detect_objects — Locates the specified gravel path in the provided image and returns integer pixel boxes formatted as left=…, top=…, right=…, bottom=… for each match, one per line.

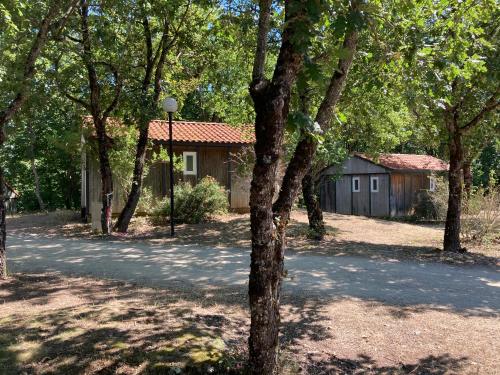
left=7, top=232, right=500, bottom=315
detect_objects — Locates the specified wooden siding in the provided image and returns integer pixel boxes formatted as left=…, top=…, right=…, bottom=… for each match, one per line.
left=319, top=176, right=336, bottom=212
left=335, top=175, right=352, bottom=214
left=87, top=156, right=127, bottom=215
left=352, top=175, right=369, bottom=215
left=390, top=172, right=430, bottom=216
left=323, top=156, right=388, bottom=175
left=86, top=143, right=250, bottom=214
left=370, top=174, right=390, bottom=216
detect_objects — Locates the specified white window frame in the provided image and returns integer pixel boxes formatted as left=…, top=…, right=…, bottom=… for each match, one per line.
left=352, top=176, right=360, bottom=192
left=370, top=176, right=379, bottom=193
left=429, top=176, right=436, bottom=192
left=183, top=151, right=197, bottom=176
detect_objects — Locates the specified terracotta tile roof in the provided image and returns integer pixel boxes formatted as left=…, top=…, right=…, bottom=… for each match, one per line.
left=148, top=120, right=254, bottom=144
left=356, top=153, right=449, bottom=171
left=83, top=116, right=254, bottom=145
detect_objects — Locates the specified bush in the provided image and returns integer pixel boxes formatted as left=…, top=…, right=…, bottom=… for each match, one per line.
left=136, top=187, right=156, bottom=215
left=153, top=176, right=228, bottom=224
left=413, top=177, right=448, bottom=220
left=462, top=187, right=500, bottom=244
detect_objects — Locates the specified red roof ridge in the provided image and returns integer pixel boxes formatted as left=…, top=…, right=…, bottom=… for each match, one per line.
left=83, top=116, right=254, bottom=145
left=354, top=152, right=449, bottom=172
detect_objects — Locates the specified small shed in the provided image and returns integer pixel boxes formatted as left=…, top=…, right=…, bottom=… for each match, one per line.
left=3, top=181, right=19, bottom=214
left=318, top=153, right=449, bottom=217
left=81, top=119, right=255, bottom=216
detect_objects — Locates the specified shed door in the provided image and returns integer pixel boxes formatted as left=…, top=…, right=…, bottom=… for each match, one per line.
left=352, top=175, right=370, bottom=216
left=319, top=176, right=336, bottom=212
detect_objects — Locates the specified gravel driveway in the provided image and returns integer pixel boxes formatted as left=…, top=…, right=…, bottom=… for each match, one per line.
left=7, top=232, right=500, bottom=315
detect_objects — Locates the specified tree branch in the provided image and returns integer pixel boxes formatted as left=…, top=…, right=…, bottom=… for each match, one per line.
left=66, top=93, right=91, bottom=111
left=315, top=4, right=360, bottom=128
left=251, top=0, right=272, bottom=82
left=141, top=16, right=154, bottom=92
left=460, top=88, right=500, bottom=132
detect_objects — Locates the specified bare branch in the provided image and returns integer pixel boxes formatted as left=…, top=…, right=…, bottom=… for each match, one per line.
left=141, top=16, right=154, bottom=91
left=315, top=2, right=360, bottom=128
left=252, top=0, right=272, bottom=82
left=101, top=63, right=122, bottom=121
left=66, top=93, right=91, bottom=110
left=461, top=88, right=500, bottom=132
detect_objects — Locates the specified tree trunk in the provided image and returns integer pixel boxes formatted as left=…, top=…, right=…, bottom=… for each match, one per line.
left=95, top=119, right=113, bottom=235
left=27, top=123, right=46, bottom=211
left=114, top=118, right=148, bottom=232
left=443, top=121, right=464, bottom=252
left=302, top=168, right=325, bottom=239
left=248, top=3, right=306, bottom=373
left=0, top=166, right=6, bottom=278
left=463, top=159, right=472, bottom=199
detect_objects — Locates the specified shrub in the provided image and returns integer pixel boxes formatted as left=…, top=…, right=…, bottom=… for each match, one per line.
left=413, top=177, right=448, bottom=220
left=136, top=187, right=156, bottom=215
left=153, top=176, right=228, bottom=224
left=462, top=187, right=500, bottom=244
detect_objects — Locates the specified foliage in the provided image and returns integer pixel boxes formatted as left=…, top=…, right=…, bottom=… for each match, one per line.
left=136, top=187, right=156, bottom=215
left=472, top=142, right=500, bottom=188
left=1, top=83, right=81, bottom=211
left=462, top=186, right=500, bottom=244
left=153, top=176, right=228, bottom=224
left=413, top=177, right=449, bottom=221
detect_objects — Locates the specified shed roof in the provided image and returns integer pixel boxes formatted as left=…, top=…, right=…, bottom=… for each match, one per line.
left=83, top=116, right=254, bottom=145
left=148, top=120, right=254, bottom=144
left=355, top=153, right=449, bottom=171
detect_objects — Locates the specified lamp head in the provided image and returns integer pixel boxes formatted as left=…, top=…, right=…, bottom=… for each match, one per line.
left=162, top=97, right=178, bottom=113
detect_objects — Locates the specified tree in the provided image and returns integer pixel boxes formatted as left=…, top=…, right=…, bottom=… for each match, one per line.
left=60, top=0, right=124, bottom=234
left=114, top=0, right=210, bottom=233
left=404, top=0, right=499, bottom=252
left=0, top=0, right=78, bottom=277
left=247, top=0, right=365, bottom=372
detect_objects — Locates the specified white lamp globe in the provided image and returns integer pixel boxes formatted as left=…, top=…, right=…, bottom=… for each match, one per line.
left=162, top=97, right=178, bottom=113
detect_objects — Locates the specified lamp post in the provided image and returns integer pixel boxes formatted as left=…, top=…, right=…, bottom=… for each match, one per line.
left=162, top=97, right=178, bottom=236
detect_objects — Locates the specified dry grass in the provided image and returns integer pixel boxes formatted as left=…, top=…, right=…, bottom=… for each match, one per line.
left=0, top=273, right=498, bottom=374
left=8, top=209, right=499, bottom=267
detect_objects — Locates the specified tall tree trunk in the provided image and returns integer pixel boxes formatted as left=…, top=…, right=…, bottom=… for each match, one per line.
left=95, top=119, right=114, bottom=235
left=114, top=117, right=149, bottom=232
left=73, top=0, right=121, bottom=234
left=27, top=123, right=46, bottom=210
left=302, top=168, right=325, bottom=239
left=443, top=119, right=464, bottom=252
left=114, top=13, right=172, bottom=233
left=0, top=166, right=6, bottom=278
left=463, top=158, right=472, bottom=199
left=248, top=2, right=306, bottom=372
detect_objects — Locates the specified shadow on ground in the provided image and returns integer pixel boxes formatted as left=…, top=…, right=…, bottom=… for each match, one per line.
left=0, top=273, right=481, bottom=375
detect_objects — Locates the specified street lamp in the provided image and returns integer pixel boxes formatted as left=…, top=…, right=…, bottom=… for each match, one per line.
left=162, top=97, right=178, bottom=237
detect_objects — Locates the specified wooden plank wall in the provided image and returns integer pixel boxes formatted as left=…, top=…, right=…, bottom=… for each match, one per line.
left=390, top=172, right=430, bottom=216
left=88, top=156, right=127, bottom=214
left=335, top=175, right=352, bottom=214
left=319, top=176, right=336, bottom=212
left=352, top=175, right=370, bottom=215
left=370, top=174, right=390, bottom=216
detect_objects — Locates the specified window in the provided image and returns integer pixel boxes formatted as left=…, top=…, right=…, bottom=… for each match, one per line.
left=352, top=176, right=360, bottom=192
left=370, top=176, right=379, bottom=192
left=183, top=151, right=197, bottom=175
left=429, top=176, right=436, bottom=192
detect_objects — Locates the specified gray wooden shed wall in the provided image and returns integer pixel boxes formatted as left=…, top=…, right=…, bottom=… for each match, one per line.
left=319, top=156, right=432, bottom=218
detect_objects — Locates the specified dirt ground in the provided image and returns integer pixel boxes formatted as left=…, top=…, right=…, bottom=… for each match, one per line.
left=1, top=273, right=499, bottom=375
left=7, top=210, right=499, bottom=267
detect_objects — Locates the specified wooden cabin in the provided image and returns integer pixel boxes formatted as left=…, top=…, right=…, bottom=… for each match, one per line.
left=318, top=153, right=449, bottom=217
left=81, top=120, right=254, bottom=217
